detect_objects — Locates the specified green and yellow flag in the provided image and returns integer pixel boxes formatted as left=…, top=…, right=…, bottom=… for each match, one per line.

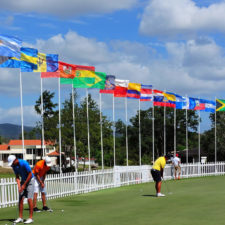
left=73, top=70, right=106, bottom=89
left=216, top=99, right=225, bottom=111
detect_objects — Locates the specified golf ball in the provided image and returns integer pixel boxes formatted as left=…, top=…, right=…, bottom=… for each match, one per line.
left=61, top=209, right=64, bottom=212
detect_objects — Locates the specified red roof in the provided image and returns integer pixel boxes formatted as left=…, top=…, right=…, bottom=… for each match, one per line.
left=0, top=145, right=9, bottom=150
left=9, top=140, right=54, bottom=146
left=48, top=151, right=60, bottom=156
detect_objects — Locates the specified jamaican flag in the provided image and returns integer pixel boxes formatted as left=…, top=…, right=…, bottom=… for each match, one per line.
left=216, top=99, right=225, bottom=111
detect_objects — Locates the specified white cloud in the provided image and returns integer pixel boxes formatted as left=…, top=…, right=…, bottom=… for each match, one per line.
left=140, top=0, right=225, bottom=37
left=0, top=0, right=137, bottom=17
left=0, top=106, right=40, bottom=126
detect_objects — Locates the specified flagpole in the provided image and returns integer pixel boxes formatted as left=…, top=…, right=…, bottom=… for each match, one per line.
left=198, top=108, right=201, bottom=163
left=99, top=92, right=104, bottom=170
left=72, top=84, right=77, bottom=172
left=86, top=89, right=91, bottom=171
left=164, top=91, right=166, bottom=155
left=19, top=70, right=25, bottom=159
left=215, top=97, right=217, bottom=165
left=152, top=90, right=155, bottom=163
left=113, top=95, right=116, bottom=167
left=174, top=106, right=176, bottom=156
left=139, top=99, right=141, bottom=166
left=186, top=95, right=188, bottom=164
left=40, top=74, right=45, bottom=158
left=125, top=97, right=128, bottom=167
left=58, top=78, right=62, bottom=174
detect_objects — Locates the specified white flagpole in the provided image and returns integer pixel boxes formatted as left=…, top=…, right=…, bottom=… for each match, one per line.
left=113, top=95, right=116, bottom=167
left=40, top=74, right=45, bottom=158
left=152, top=90, right=155, bottom=163
left=174, top=106, right=176, bottom=156
left=186, top=95, right=188, bottom=164
left=99, top=92, right=104, bottom=170
left=125, top=97, right=128, bottom=166
left=164, top=102, right=166, bottom=156
left=215, top=97, right=217, bottom=164
left=19, top=70, right=25, bottom=159
left=72, top=84, right=77, bottom=172
left=139, top=99, right=141, bottom=166
left=198, top=109, right=201, bottom=163
left=58, top=78, right=62, bottom=174
left=86, top=89, right=91, bottom=171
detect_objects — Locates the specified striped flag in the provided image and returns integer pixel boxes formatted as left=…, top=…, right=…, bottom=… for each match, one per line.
left=127, top=83, right=141, bottom=99
left=140, top=85, right=152, bottom=101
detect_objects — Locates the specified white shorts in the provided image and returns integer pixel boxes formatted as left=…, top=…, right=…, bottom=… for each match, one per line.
left=34, top=177, right=46, bottom=194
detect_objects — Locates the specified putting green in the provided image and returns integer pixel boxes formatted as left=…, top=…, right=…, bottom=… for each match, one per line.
left=0, top=176, right=224, bottom=225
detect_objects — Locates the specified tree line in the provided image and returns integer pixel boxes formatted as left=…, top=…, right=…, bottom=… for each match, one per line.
left=22, top=90, right=225, bottom=168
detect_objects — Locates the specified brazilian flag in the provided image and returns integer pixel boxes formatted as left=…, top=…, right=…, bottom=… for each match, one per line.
left=216, top=99, right=225, bottom=111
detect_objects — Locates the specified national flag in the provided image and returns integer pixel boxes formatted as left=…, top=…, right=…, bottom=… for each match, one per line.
left=34, top=53, right=58, bottom=72
left=200, top=99, right=215, bottom=112
left=127, top=83, right=141, bottom=99
left=188, top=97, right=205, bottom=110
left=20, top=47, right=38, bottom=72
left=216, top=99, right=225, bottom=112
left=140, top=85, right=152, bottom=101
left=42, top=61, right=76, bottom=78
left=114, top=79, right=129, bottom=97
left=153, top=90, right=175, bottom=108
left=100, top=75, right=115, bottom=94
left=0, top=55, right=20, bottom=68
left=73, top=70, right=106, bottom=89
left=0, top=34, right=22, bottom=58
left=175, top=94, right=187, bottom=109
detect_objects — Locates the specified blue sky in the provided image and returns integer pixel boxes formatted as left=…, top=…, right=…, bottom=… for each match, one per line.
left=0, top=0, right=225, bottom=131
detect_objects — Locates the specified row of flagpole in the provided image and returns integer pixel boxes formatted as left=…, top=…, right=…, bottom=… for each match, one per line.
left=18, top=72, right=219, bottom=172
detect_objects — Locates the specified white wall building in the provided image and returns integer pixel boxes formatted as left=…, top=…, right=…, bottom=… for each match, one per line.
left=0, top=140, right=56, bottom=168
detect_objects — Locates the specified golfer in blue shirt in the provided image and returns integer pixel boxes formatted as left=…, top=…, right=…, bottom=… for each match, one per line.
left=8, top=155, right=34, bottom=224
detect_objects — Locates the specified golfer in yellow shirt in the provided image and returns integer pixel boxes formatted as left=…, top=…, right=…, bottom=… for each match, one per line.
left=151, top=154, right=172, bottom=197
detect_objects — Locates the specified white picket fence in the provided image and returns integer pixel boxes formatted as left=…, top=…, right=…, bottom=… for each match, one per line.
left=1, top=162, right=225, bottom=208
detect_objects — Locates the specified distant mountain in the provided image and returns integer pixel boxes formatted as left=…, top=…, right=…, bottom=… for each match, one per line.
left=0, top=123, right=34, bottom=139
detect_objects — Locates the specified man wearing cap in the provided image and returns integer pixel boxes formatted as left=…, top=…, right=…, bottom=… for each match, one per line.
left=172, top=153, right=181, bottom=180
left=32, top=157, right=52, bottom=212
left=8, top=155, right=34, bottom=224
left=151, top=154, right=171, bottom=197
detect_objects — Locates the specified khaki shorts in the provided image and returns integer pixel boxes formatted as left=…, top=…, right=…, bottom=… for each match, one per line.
left=19, top=178, right=34, bottom=200
left=174, top=166, right=181, bottom=173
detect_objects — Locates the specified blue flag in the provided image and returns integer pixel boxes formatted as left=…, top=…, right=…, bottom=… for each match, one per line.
left=0, top=34, right=22, bottom=58
left=20, top=47, right=38, bottom=72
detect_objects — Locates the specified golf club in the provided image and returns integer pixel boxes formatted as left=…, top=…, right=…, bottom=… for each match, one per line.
left=46, top=195, right=53, bottom=212
left=162, top=177, right=172, bottom=195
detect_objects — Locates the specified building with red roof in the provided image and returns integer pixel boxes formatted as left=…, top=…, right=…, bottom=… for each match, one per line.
left=0, top=139, right=56, bottom=168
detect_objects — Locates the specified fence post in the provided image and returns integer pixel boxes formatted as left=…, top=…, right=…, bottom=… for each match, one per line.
left=113, top=167, right=120, bottom=187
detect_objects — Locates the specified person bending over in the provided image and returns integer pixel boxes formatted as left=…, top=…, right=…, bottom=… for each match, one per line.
left=151, top=154, right=171, bottom=197
left=8, top=155, right=34, bottom=224
left=33, top=157, right=52, bottom=212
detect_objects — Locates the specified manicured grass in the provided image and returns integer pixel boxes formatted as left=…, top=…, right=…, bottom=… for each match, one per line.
left=0, top=176, right=225, bottom=225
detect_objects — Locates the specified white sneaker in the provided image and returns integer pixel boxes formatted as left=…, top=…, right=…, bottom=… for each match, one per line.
left=14, top=217, right=24, bottom=223
left=157, top=193, right=165, bottom=197
left=24, top=218, right=33, bottom=224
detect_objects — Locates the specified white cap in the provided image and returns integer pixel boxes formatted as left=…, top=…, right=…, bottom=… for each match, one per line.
left=8, top=155, right=16, bottom=166
left=44, top=156, right=52, bottom=167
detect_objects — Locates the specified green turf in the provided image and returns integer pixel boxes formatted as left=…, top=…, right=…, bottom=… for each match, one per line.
left=0, top=176, right=225, bottom=225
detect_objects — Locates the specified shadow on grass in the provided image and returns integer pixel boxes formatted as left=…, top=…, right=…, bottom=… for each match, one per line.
left=0, top=218, right=15, bottom=222
left=142, top=194, right=157, bottom=197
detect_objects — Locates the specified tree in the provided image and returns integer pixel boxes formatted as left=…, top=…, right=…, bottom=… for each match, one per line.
left=61, top=93, right=113, bottom=168
left=124, top=106, right=199, bottom=164
left=201, top=112, right=225, bottom=161
left=34, top=90, right=58, bottom=142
